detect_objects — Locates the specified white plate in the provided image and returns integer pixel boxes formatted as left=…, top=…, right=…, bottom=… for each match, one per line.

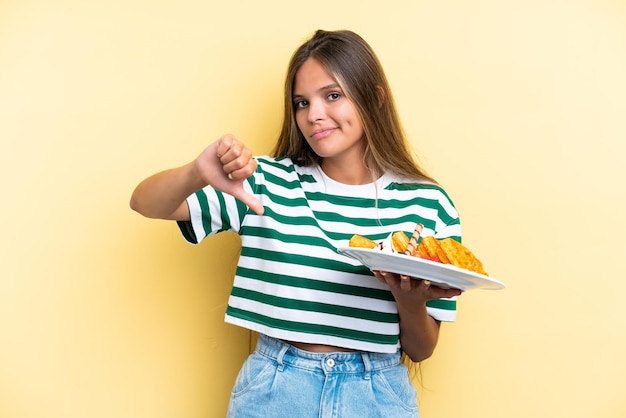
left=338, top=247, right=505, bottom=291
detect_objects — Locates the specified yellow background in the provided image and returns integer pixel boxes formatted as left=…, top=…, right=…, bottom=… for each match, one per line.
left=2, top=1, right=625, bottom=417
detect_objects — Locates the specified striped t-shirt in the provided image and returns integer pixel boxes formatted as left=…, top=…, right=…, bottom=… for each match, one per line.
left=177, top=156, right=461, bottom=353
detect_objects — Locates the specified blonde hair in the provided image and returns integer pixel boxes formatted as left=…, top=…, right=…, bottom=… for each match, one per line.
left=272, top=29, right=436, bottom=183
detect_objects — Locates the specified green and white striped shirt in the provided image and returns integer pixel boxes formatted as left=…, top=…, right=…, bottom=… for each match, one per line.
left=178, top=156, right=461, bottom=353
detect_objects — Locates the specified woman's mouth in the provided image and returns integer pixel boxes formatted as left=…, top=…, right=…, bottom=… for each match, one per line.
left=311, top=127, right=336, bottom=140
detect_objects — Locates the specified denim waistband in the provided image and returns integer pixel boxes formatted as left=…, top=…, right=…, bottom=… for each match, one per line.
left=255, top=334, right=402, bottom=378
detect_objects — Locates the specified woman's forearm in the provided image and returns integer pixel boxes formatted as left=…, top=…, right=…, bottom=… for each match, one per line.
left=397, top=302, right=441, bottom=362
left=130, top=136, right=264, bottom=220
left=130, top=161, right=204, bottom=220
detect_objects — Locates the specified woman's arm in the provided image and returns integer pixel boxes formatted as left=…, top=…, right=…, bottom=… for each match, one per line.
left=130, top=161, right=204, bottom=220
left=129, top=135, right=263, bottom=220
left=373, top=272, right=462, bottom=362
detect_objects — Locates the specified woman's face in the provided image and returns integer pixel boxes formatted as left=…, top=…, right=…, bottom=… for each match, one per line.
left=293, top=58, right=365, bottom=165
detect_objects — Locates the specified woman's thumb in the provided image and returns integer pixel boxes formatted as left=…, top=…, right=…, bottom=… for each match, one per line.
left=232, top=189, right=264, bottom=216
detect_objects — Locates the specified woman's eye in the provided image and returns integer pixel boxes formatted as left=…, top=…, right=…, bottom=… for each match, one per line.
left=328, top=93, right=341, bottom=101
left=294, top=100, right=308, bottom=109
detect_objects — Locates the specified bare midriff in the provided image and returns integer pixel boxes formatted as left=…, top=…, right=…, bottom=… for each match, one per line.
left=284, top=340, right=358, bottom=353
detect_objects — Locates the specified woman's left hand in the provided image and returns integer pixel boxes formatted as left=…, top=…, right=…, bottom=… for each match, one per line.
left=372, top=270, right=462, bottom=305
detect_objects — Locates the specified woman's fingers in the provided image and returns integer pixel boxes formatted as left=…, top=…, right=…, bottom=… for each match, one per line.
left=372, top=271, right=461, bottom=298
left=400, top=275, right=412, bottom=291
left=216, top=135, right=257, bottom=180
left=203, top=135, right=264, bottom=216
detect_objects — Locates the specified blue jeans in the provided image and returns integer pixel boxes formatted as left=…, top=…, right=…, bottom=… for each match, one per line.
left=227, top=334, right=419, bottom=418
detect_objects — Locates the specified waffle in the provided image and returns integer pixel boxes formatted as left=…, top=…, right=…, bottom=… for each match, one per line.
left=417, top=236, right=488, bottom=276
left=417, top=236, right=450, bottom=264
left=347, top=227, right=488, bottom=277
left=391, top=231, right=410, bottom=253
left=348, top=234, right=377, bottom=249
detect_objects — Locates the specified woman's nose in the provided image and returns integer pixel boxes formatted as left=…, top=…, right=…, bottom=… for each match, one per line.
left=307, top=100, right=325, bottom=122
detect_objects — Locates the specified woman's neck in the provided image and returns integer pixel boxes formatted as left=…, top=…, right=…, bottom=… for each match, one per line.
left=320, top=159, right=379, bottom=185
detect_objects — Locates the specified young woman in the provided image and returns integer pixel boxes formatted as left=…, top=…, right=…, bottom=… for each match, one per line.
left=131, top=29, right=463, bottom=418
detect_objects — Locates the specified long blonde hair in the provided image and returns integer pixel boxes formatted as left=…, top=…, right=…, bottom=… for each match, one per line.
left=272, top=29, right=436, bottom=183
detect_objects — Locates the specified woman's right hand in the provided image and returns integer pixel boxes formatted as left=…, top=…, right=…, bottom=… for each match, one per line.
left=130, top=134, right=264, bottom=220
left=195, top=134, right=264, bottom=216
